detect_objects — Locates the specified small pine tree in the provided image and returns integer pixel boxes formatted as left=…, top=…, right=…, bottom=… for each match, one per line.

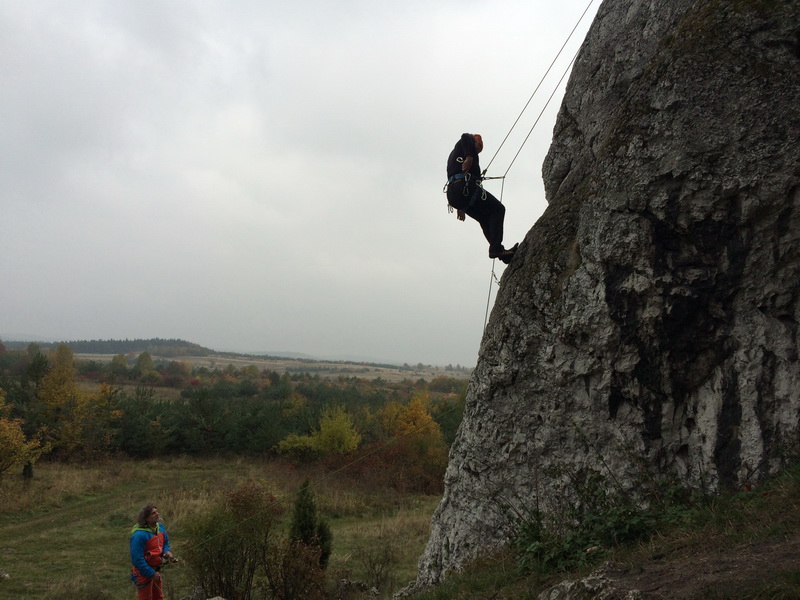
left=289, top=480, right=332, bottom=569
left=316, top=519, right=332, bottom=569
left=290, top=480, right=317, bottom=545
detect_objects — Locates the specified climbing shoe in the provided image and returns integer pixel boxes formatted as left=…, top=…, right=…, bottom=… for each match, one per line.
left=490, top=243, right=518, bottom=264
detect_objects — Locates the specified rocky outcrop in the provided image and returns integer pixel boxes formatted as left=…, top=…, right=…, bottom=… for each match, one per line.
left=411, top=0, right=800, bottom=588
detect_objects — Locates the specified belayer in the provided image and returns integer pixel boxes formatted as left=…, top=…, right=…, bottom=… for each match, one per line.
left=130, top=503, right=175, bottom=600
left=445, top=133, right=518, bottom=263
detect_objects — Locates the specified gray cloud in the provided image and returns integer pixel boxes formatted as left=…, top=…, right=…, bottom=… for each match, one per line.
left=1, top=0, right=599, bottom=365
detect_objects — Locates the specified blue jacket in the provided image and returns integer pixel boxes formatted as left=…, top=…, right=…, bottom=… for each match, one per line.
left=130, top=522, right=171, bottom=580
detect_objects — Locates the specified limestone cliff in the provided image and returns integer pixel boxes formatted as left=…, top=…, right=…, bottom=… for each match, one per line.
left=413, top=0, right=800, bottom=588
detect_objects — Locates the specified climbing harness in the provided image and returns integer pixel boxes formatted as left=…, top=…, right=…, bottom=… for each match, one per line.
left=443, top=170, right=488, bottom=214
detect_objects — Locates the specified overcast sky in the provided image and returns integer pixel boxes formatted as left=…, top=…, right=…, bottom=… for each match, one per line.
left=1, top=0, right=599, bottom=366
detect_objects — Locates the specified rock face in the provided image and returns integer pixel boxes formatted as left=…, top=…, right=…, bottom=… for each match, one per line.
left=412, top=0, right=800, bottom=588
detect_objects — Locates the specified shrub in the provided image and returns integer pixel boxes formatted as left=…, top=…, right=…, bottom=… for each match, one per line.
left=183, top=483, right=283, bottom=600
left=277, top=433, right=322, bottom=462
left=357, top=543, right=400, bottom=593
left=260, top=539, right=326, bottom=600
left=513, top=467, right=681, bottom=574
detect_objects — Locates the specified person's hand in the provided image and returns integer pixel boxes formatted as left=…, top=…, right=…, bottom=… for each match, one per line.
left=461, top=155, right=473, bottom=173
left=153, top=571, right=162, bottom=583
left=457, top=210, right=466, bottom=221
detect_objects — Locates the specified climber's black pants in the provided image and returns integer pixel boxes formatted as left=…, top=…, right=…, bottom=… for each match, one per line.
left=447, top=182, right=506, bottom=254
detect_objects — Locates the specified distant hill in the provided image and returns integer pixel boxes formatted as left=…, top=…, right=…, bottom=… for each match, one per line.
left=1, top=338, right=471, bottom=370
left=2, top=337, right=213, bottom=358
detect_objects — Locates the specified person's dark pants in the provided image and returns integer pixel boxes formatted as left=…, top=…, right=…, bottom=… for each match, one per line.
left=447, top=182, right=505, bottom=255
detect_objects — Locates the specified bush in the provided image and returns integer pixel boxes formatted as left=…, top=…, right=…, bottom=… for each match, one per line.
left=357, top=543, right=400, bottom=593
left=260, top=539, right=327, bottom=600
left=183, top=483, right=283, bottom=600
left=277, top=433, right=321, bottom=462
left=513, top=468, right=684, bottom=574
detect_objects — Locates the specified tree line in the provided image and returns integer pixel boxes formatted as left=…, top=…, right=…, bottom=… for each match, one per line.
left=0, top=342, right=466, bottom=494
left=2, top=337, right=213, bottom=357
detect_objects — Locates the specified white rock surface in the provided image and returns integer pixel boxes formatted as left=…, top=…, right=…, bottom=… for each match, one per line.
left=408, top=0, right=800, bottom=590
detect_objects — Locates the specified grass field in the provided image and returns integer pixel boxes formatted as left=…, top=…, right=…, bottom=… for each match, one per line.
left=75, top=353, right=472, bottom=383
left=0, top=458, right=439, bottom=600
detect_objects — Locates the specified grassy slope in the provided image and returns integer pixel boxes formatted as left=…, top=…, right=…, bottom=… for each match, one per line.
left=5, top=460, right=799, bottom=600
left=406, top=465, right=800, bottom=600
left=0, top=458, right=438, bottom=600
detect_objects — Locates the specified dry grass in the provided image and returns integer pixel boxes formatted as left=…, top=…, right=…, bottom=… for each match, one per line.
left=2, top=460, right=142, bottom=514
left=327, top=501, right=439, bottom=594
left=0, top=457, right=439, bottom=600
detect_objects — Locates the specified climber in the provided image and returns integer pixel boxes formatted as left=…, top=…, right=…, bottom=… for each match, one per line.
left=445, top=133, right=518, bottom=263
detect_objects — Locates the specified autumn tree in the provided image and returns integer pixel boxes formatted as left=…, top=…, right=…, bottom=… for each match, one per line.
left=374, top=391, right=449, bottom=493
left=314, top=406, right=361, bottom=455
left=0, top=388, right=46, bottom=477
left=36, top=345, right=119, bottom=459
left=79, top=383, right=122, bottom=457
left=36, top=344, right=82, bottom=456
left=380, top=392, right=441, bottom=441
left=277, top=406, right=360, bottom=460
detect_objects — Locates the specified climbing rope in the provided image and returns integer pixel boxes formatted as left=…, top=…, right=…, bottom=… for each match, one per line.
left=482, top=0, right=597, bottom=329
left=482, top=0, right=598, bottom=177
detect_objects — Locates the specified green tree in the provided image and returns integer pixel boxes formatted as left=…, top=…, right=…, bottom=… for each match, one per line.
left=162, top=360, right=192, bottom=387
left=26, top=342, right=41, bottom=360
left=115, top=386, right=172, bottom=457
left=289, top=481, right=332, bottom=569
left=108, top=353, right=129, bottom=379
left=79, top=383, right=121, bottom=458
left=134, top=351, right=155, bottom=375
left=25, top=349, right=50, bottom=387
left=4, top=349, right=49, bottom=440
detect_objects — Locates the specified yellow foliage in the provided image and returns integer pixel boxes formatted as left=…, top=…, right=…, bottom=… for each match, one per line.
left=380, top=392, right=442, bottom=442
left=315, top=406, right=361, bottom=455
left=379, top=401, right=404, bottom=436
left=0, top=389, right=45, bottom=476
left=277, top=406, right=361, bottom=460
left=33, top=346, right=121, bottom=459
left=38, top=344, right=81, bottom=417
left=276, top=433, right=319, bottom=460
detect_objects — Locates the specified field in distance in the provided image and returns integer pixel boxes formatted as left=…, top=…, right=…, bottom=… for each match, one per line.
left=75, top=352, right=472, bottom=382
